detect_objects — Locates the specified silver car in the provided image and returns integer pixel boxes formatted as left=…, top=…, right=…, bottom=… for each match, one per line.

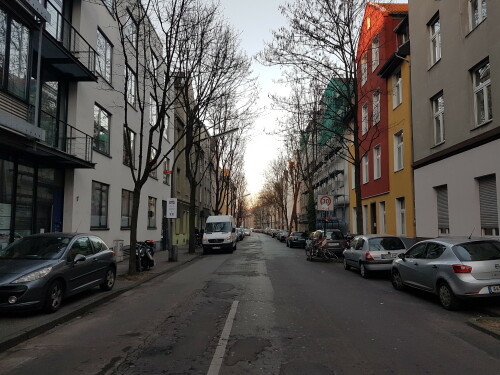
left=343, top=235, right=407, bottom=278
left=0, top=233, right=116, bottom=313
left=391, top=237, right=500, bottom=310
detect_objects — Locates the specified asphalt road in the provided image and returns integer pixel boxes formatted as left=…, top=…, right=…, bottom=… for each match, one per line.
left=1, top=234, right=500, bottom=375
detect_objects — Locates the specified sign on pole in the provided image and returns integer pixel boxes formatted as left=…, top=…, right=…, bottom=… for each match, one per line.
left=317, top=195, right=334, bottom=211
left=166, top=198, right=178, bottom=218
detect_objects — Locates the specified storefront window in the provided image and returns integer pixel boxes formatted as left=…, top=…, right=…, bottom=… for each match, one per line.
left=15, top=164, right=34, bottom=238
left=0, top=159, right=13, bottom=249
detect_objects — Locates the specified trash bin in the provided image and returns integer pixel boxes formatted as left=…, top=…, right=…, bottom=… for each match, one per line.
left=169, top=245, right=178, bottom=262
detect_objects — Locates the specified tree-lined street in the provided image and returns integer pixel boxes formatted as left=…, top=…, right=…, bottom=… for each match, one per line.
left=2, top=235, right=500, bottom=375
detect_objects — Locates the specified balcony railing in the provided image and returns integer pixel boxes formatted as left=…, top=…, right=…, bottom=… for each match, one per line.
left=33, top=109, right=93, bottom=163
left=44, top=0, right=96, bottom=75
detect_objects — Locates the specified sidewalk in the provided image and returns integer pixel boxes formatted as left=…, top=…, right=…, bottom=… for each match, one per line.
left=0, top=246, right=202, bottom=353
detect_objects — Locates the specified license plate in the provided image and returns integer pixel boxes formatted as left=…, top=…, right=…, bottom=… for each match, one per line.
left=330, top=242, right=339, bottom=246
left=213, top=246, right=220, bottom=250
left=489, top=285, right=500, bottom=294
left=381, top=254, right=396, bottom=259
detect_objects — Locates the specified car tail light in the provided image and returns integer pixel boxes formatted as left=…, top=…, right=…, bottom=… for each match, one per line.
left=365, top=252, right=374, bottom=261
left=452, top=264, right=472, bottom=273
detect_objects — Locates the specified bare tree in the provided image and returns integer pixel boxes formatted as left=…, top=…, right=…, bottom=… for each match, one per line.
left=174, top=1, right=255, bottom=253
left=111, top=0, right=198, bottom=274
left=259, top=0, right=392, bottom=234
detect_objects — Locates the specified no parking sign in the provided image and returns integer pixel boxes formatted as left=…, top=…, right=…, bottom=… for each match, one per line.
left=317, top=195, right=334, bottom=211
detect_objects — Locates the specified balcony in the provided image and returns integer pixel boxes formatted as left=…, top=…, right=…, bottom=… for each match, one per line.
left=37, top=110, right=93, bottom=166
left=38, top=0, right=97, bottom=81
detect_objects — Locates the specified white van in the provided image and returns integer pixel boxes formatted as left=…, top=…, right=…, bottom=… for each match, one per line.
left=202, top=215, right=237, bottom=254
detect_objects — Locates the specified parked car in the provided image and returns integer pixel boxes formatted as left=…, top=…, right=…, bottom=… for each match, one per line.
left=343, top=235, right=407, bottom=278
left=244, top=228, right=251, bottom=236
left=0, top=233, right=116, bottom=313
left=286, top=232, right=307, bottom=248
left=324, top=229, right=348, bottom=256
left=237, top=228, right=245, bottom=241
left=391, top=237, right=500, bottom=310
left=277, top=230, right=288, bottom=242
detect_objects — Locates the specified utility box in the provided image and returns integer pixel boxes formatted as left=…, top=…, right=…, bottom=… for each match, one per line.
left=113, top=239, right=124, bottom=262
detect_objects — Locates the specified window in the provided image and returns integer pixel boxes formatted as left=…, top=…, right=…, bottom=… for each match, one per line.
left=361, top=54, right=367, bottom=85
left=163, top=114, right=170, bottom=140
left=6, top=17, right=29, bottom=99
left=478, top=174, right=498, bottom=236
left=430, top=16, right=441, bottom=65
left=470, top=0, right=487, bottom=30
left=68, top=237, right=93, bottom=261
left=121, top=189, right=133, bottom=229
left=373, top=90, right=380, bottom=124
left=151, top=51, right=158, bottom=78
left=473, top=60, right=492, bottom=126
left=379, top=201, right=386, bottom=234
left=149, top=147, right=157, bottom=178
left=125, top=11, right=137, bottom=47
left=362, top=102, right=368, bottom=134
left=432, top=93, right=445, bottom=145
left=123, top=127, right=135, bottom=166
left=126, top=65, right=136, bottom=106
left=406, top=242, right=427, bottom=259
left=396, top=197, right=406, bottom=235
left=435, top=185, right=449, bottom=235
left=91, top=181, right=109, bottom=229
left=97, top=30, right=112, bottom=83
left=362, top=153, right=369, bottom=184
left=150, top=94, right=157, bottom=126
left=372, top=35, right=379, bottom=71
left=373, top=145, right=381, bottom=179
left=394, top=131, right=404, bottom=171
left=0, top=10, right=6, bottom=88
left=426, top=243, right=446, bottom=259
left=148, top=196, right=157, bottom=228
left=392, top=70, right=402, bottom=108
left=163, top=158, right=171, bottom=185
left=93, top=104, right=111, bottom=155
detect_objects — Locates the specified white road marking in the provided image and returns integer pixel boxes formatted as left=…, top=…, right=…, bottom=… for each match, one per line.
left=207, top=300, right=239, bottom=375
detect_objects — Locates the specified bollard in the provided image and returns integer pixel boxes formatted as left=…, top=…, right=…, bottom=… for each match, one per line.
left=169, top=245, right=178, bottom=262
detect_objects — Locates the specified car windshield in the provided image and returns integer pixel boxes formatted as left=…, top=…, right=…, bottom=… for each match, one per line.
left=452, top=241, right=500, bottom=261
left=329, top=231, right=344, bottom=240
left=368, top=237, right=405, bottom=251
left=0, top=236, right=71, bottom=260
left=206, top=222, right=232, bottom=233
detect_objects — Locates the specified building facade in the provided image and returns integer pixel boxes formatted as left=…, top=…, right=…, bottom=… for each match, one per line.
left=0, top=0, right=175, bottom=251
left=350, top=2, right=409, bottom=235
left=409, top=0, right=500, bottom=238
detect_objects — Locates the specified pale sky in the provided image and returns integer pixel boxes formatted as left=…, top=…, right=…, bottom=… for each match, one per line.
left=217, top=0, right=288, bottom=199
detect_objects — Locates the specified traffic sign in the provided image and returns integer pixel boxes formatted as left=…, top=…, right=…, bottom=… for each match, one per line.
left=166, top=198, right=178, bottom=218
left=317, top=195, right=334, bottom=211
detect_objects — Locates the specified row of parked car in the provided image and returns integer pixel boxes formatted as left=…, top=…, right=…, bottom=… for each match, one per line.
left=271, top=229, right=500, bottom=311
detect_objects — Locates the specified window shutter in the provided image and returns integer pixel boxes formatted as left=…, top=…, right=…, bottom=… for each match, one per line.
left=436, top=185, right=449, bottom=229
left=479, top=175, right=498, bottom=228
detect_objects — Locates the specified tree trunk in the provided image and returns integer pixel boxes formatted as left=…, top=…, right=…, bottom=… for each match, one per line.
left=188, top=182, right=197, bottom=254
left=128, top=186, right=142, bottom=274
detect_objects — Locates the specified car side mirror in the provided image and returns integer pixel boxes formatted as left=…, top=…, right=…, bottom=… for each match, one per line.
left=73, top=253, right=87, bottom=264
left=398, top=253, right=406, bottom=261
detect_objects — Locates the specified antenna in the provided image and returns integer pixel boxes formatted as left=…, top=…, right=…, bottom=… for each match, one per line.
left=468, top=226, right=475, bottom=240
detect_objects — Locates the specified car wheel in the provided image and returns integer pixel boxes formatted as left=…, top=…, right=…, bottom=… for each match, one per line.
left=343, top=257, right=351, bottom=270
left=100, top=267, right=116, bottom=291
left=438, top=282, right=460, bottom=310
left=391, top=269, right=405, bottom=290
left=360, top=263, right=370, bottom=278
left=44, top=280, right=63, bottom=313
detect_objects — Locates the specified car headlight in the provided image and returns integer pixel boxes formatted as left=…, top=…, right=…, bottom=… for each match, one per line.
left=226, top=236, right=232, bottom=240
left=12, top=266, right=53, bottom=283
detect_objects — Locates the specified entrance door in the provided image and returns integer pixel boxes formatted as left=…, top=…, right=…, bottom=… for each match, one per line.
left=15, top=164, right=34, bottom=238
left=370, top=202, right=377, bottom=234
